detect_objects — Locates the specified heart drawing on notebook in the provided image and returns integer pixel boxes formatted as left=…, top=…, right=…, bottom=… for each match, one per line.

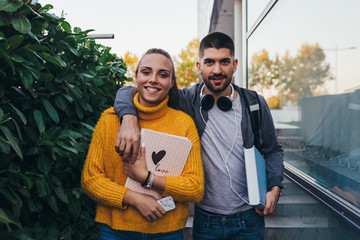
left=152, top=150, right=166, bottom=165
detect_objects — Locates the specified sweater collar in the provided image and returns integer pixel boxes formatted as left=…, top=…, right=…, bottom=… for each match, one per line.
left=133, top=92, right=169, bottom=120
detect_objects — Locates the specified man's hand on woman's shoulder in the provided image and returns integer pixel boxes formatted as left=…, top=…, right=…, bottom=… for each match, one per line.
left=115, top=115, right=140, bottom=163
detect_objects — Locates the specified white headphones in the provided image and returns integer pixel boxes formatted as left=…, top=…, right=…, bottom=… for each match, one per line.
left=199, top=86, right=250, bottom=205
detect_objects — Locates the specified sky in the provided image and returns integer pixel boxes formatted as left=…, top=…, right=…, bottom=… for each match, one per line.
left=40, top=0, right=198, bottom=58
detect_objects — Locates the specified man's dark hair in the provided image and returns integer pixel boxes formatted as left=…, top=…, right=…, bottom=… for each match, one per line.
left=135, top=48, right=179, bottom=108
left=199, top=32, right=235, bottom=58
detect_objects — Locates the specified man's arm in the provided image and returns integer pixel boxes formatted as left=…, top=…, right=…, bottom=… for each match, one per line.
left=258, top=95, right=284, bottom=190
left=113, top=86, right=140, bottom=162
left=114, top=86, right=137, bottom=120
left=113, top=85, right=197, bottom=162
left=257, top=95, right=284, bottom=215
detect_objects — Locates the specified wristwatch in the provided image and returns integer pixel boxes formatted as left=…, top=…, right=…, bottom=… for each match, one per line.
left=279, top=188, right=284, bottom=197
left=144, top=172, right=155, bottom=189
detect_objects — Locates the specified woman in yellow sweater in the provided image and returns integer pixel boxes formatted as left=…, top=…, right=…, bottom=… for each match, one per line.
left=81, top=48, right=204, bottom=240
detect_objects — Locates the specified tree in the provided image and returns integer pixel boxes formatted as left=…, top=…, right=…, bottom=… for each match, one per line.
left=0, top=1, right=129, bottom=239
left=124, top=51, right=138, bottom=81
left=174, top=38, right=199, bottom=88
left=281, top=43, right=332, bottom=100
left=249, top=49, right=280, bottom=96
left=249, top=43, right=332, bottom=105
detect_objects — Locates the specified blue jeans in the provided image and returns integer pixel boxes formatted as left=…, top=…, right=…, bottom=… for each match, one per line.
left=99, top=224, right=184, bottom=240
left=192, top=207, right=265, bottom=240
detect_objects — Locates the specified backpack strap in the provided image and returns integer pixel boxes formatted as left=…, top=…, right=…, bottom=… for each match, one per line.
left=240, top=88, right=263, bottom=153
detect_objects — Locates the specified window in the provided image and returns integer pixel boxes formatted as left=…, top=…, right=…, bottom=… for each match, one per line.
left=247, top=0, right=360, bottom=213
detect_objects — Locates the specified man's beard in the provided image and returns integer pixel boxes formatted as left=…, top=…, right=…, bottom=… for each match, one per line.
left=202, top=73, right=233, bottom=93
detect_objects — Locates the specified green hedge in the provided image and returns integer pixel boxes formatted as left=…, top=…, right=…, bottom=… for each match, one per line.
left=0, top=0, right=129, bottom=239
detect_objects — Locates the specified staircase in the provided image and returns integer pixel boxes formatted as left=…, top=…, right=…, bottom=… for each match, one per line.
left=183, top=177, right=330, bottom=240
left=183, top=126, right=357, bottom=239
left=266, top=127, right=330, bottom=239
left=264, top=177, right=329, bottom=240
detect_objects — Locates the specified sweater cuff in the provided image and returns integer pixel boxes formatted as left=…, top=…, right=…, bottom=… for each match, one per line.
left=118, top=188, right=129, bottom=209
left=162, top=176, right=178, bottom=197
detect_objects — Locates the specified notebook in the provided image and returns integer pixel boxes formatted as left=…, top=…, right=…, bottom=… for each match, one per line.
left=244, top=145, right=267, bottom=209
left=125, top=128, right=193, bottom=199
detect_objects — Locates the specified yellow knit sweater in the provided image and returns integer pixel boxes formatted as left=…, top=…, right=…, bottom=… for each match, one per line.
left=81, top=93, right=204, bottom=234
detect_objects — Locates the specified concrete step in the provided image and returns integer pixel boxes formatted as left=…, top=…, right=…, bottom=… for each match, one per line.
left=265, top=216, right=329, bottom=240
left=185, top=216, right=193, bottom=228
left=265, top=216, right=328, bottom=228
left=265, top=227, right=329, bottom=240
left=275, top=196, right=327, bottom=217
left=281, top=177, right=306, bottom=195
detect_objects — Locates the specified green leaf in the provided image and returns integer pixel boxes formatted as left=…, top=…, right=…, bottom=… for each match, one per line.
left=46, top=195, right=59, bottom=213
left=40, top=4, right=54, bottom=12
left=54, top=186, right=68, bottom=203
left=78, top=97, right=89, bottom=111
left=39, top=72, right=54, bottom=83
left=10, top=117, right=22, bottom=140
left=67, top=193, right=80, bottom=217
left=58, top=40, right=79, bottom=56
left=0, top=0, right=23, bottom=12
left=0, top=136, right=11, bottom=154
left=58, top=130, right=82, bottom=140
left=0, top=48, right=15, bottom=74
left=28, top=31, right=40, bottom=43
left=11, top=15, right=31, bottom=34
left=61, top=93, right=73, bottom=103
left=0, top=208, right=19, bottom=231
left=0, top=125, right=23, bottom=159
left=0, top=31, right=5, bottom=40
left=78, top=73, right=93, bottom=79
left=37, top=154, right=52, bottom=175
left=23, top=64, right=40, bottom=80
left=80, top=122, right=95, bottom=132
left=17, top=66, right=34, bottom=89
left=0, top=188, right=17, bottom=204
left=73, top=27, right=81, bottom=34
left=33, top=109, right=45, bottom=134
left=10, top=54, right=26, bottom=63
left=39, top=52, right=66, bottom=67
left=0, top=11, right=10, bottom=26
left=52, top=147, right=68, bottom=158
left=9, top=103, right=27, bottom=125
left=54, top=94, right=67, bottom=111
left=27, top=44, right=50, bottom=52
left=7, top=35, right=24, bottom=53
left=25, top=48, right=45, bottom=64
left=35, top=177, right=49, bottom=198
left=42, top=98, right=59, bottom=124
left=8, top=169, right=32, bottom=189
left=55, top=55, right=67, bottom=67
left=57, top=143, right=78, bottom=154
left=66, top=83, right=82, bottom=99
left=74, top=100, right=83, bottom=119
left=61, top=21, right=71, bottom=33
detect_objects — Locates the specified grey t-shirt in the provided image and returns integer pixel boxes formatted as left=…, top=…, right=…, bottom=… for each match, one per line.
left=197, top=96, right=252, bottom=215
